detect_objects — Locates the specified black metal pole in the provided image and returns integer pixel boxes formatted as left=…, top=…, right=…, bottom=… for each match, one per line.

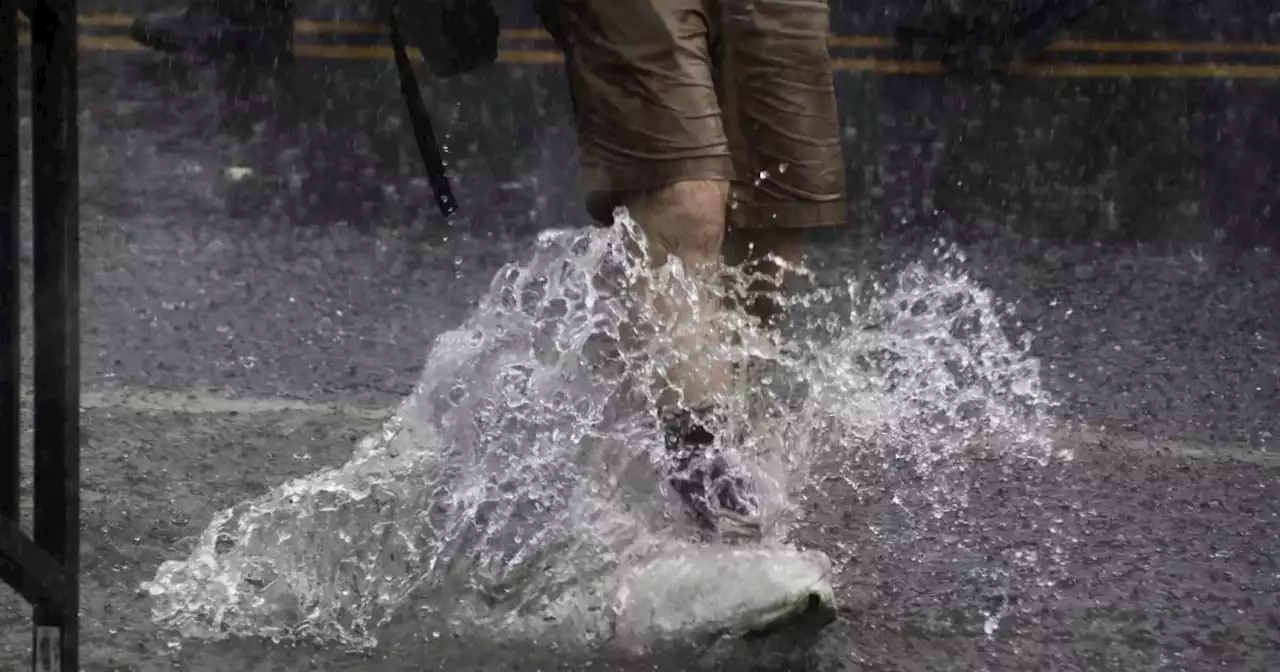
left=1, top=0, right=22, bottom=529
left=29, top=0, right=78, bottom=668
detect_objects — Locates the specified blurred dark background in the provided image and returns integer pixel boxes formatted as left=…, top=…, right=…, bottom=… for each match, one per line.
left=64, top=0, right=1280, bottom=248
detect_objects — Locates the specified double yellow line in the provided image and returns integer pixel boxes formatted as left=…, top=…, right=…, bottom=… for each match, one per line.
left=22, top=12, right=1280, bottom=79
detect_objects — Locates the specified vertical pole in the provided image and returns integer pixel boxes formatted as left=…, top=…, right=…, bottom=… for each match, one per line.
left=29, top=0, right=78, bottom=668
left=0, top=0, right=21, bottom=527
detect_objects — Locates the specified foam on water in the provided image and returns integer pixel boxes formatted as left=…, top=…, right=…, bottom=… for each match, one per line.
left=141, top=215, right=1066, bottom=650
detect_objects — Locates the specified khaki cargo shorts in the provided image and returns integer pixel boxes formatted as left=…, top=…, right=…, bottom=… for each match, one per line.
left=538, top=0, right=847, bottom=229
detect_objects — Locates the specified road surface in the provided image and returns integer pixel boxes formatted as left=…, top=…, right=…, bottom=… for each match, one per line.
left=2, top=4, right=1278, bottom=670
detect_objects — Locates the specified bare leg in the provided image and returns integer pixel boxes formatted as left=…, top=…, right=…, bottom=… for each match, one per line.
left=621, top=179, right=732, bottom=411
left=621, top=191, right=806, bottom=403
left=622, top=179, right=767, bottom=536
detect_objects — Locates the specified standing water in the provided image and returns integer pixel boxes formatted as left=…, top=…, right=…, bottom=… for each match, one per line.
left=141, top=214, right=1068, bottom=652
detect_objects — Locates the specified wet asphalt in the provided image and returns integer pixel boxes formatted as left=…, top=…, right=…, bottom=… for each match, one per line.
left=3, top=2, right=1280, bottom=670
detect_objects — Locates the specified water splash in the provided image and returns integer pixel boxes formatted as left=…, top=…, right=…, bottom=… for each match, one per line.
left=141, top=215, right=1064, bottom=649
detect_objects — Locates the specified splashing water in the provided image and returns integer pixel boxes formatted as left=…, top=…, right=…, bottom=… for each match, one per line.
left=141, top=215, right=1065, bottom=650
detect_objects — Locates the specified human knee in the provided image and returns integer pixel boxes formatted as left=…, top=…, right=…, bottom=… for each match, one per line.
left=624, top=180, right=729, bottom=267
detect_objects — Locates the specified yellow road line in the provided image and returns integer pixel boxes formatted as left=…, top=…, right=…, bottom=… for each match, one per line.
left=294, top=43, right=565, bottom=64
left=501, top=28, right=555, bottom=41
left=16, top=33, right=1280, bottom=78
left=292, top=43, right=400, bottom=60
left=828, top=36, right=897, bottom=49
left=294, top=18, right=383, bottom=35
left=18, top=34, right=149, bottom=51
left=292, top=48, right=1280, bottom=77
left=78, top=34, right=146, bottom=52
left=831, top=34, right=1280, bottom=55
left=76, top=12, right=133, bottom=27
left=832, top=58, right=945, bottom=75
left=1012, top=61, right=1280, bottom=78
left=64, top=13, right=1280, bottom=55
left=836, top=57, right=1280, bottom=78
left=1047, top=39, right=1280, bottom=54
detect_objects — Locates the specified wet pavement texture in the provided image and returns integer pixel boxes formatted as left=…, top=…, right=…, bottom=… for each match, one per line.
left=4, top=4, right=1280, bottom=671
left=50, top=48, right=1280, bottom=443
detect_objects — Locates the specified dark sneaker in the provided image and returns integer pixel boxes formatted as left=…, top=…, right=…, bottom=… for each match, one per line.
left=662, top=406, right=762, bottom=541
left=129, top=0, right=294, bottom=59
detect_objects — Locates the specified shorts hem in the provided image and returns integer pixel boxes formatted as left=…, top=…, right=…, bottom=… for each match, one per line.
left=584, top=156, right=735, bottom=223
left=727, top=199, right=847, bottom=229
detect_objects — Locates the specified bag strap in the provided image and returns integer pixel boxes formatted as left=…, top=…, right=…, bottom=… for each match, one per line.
left=387, top=0, right=458, bottom=218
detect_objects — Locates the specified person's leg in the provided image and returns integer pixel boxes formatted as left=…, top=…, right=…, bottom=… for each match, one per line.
left=544, top=0, right=757, bottom=535
left=719, top=0, right=846, bottom=327
left=622, top=180, right=731, bottom=411
left=548, top=0, right=735, bottom=408
left=626, top=180, right=761, bottom=534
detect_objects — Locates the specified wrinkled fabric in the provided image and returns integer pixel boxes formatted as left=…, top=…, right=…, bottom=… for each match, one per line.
left=540, top=0, right=847, bottom=229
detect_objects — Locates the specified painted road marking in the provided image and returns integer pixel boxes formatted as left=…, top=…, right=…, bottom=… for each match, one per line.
left=1068, top=429, right=1280, bottom=468
left=62, top=13, right=1280, bottom=55
left=1007, top=61, right=1280, bottom=78
left=78, top=389, right=392, bottom=421
left=21, top=35, right=1280, bottom=79
left=1045, top=39, right=1280, bottom=54
left=14, top=388, right=1277, bottom=465
left=12, top=13, right=1280, bottom=79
